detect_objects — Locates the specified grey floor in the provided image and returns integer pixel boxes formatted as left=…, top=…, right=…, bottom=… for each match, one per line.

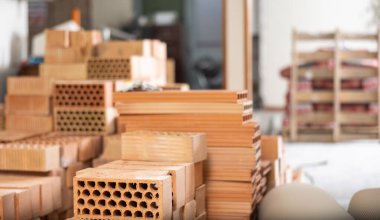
left=286, top=140, right=380, bottom=208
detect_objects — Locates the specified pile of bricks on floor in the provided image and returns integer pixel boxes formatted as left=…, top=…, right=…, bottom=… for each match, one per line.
left=111, top=90, right=262, bottom=219
left=69, top=131, right=207, bottom=220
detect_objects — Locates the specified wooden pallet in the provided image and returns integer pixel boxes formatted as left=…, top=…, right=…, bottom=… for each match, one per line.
left=289, top=30, right=380, bottom=142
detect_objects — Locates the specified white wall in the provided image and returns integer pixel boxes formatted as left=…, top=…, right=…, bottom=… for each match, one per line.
left=0, top=0, right=28, bottom=101
left=260, top=0, right=375, bottom=108
left=91, top=0, right=134, bottom=29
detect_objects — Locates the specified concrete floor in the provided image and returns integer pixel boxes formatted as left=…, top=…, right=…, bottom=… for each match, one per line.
left=286, top=140, right=380, bottom=208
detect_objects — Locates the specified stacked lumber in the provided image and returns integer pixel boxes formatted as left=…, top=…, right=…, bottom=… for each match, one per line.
left=71, top=130, right=207, bottom=220
left=1, top=133, right=103, bottom=219
left=113, top=90, right=262, bottom=219
left=40, top=29, right=102, bottom=80
left=283, top=31, right=380, bottom=142
left=88, top=40, right=167, bottom=85
left=53, top=81, right=117, bottom=135
left=5, top=77, right=53, bottom=133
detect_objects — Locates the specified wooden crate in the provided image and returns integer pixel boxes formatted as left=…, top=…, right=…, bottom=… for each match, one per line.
left=289, top=30, right=380, bottom=142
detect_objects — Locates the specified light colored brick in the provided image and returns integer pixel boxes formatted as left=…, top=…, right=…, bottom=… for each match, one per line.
left=7, top=77, right=52, bottom=95
left=101, top=134, right=122, bottom=160
left=5, top=95, right=51, bottom=115
left=122, top=131, right=207, bottom=163
left=194, top=162, right=204, bottom=188
left=45, top=48, right=84, bottom=64
left=183, top=200, right=196, bottom=220
left=39, top=63, right=87, bottom=80
left=45, top=30, right=70, bottom=49
left=98, top=160, right=186, bottom=210
left=6, top=114, right=53, bottom=133
left=0, top=143, right=60, bottom=172
left=73, top=168, right=172, bottom=220
left=195, top=185, right=206, bottom=217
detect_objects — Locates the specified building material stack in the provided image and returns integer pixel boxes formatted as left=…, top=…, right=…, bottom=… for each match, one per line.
left=89, top=40, right=167, bottom=85
left=53, top=81, right=117, bottom=135
left=40, top=29, right=102, bottom=80
left=71, top=131, right=207, bottom=220
left=113, top=90, right=263, bottom=219
left=5, top=77, right=53, bottom=133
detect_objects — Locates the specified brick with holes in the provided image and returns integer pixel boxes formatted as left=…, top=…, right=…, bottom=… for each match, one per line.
left=53, top=81, right=113, bottom=108
left=54, top=108, right=116, bottom=135
left=73, top=168, right=172, bottom=220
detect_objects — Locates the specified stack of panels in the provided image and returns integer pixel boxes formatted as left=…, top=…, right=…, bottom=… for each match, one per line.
left=3, top=133, right=103, bottom=219
left=5, top=77, right=53, bottom=133
left=53, top=81, right=116, bottom=135
left=114, top=90, right=262, bottom=219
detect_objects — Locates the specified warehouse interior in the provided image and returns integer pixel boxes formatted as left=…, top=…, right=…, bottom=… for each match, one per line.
left=0, top=0, right=379, bottom=219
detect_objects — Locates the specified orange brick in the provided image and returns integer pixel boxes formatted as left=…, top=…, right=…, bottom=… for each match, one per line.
left=194, top=162, right=204, bottom=188
left=96, top=40, right=152, bottom=58
left=54, top=108, right=116, bottom=135
left=53, top=81, right=113, bottom=108
left=183, top=200, right=196, bottom=220
left=102, top=134, right=122, bottom=160
left=261, top=135, right=283, bottom=161
left=7, top=77, right=52, bottom=96
left=6, top=114, right=53, bottom=132
left=195, top=185, right=206, bottom=217
left=5, top=95, right=51, bottom=115
left=73, top=168, right=172, bottom=220
left=45, top=30, right=70, bottom=49
left=0, top=143, right=60, bottom=172
left=39, top=63, right=87, bottom=80
left=65, top=162, right=91, bottom=187
left=122, top=131, right=207, bottom=163
left=45, top=47, right=84, bottom=64
left=98, top=160, right=186, bottom=210
left=0, top=190, right=16, bottom=219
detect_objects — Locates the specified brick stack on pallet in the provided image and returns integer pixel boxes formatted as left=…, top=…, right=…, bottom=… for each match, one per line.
left=113, top=90, right=263, bottom=219
left=5, top=77, right=54, bottom=134
left=282, top=31, right=380, bottom=142
left=40, top=29, right=102, bottom=80
left=53, top=81, right=117, bottom=135
left=70, top=131, right=207, bottom=220
left=0, top=133, right=103, bottom=219
left=89, top=40, right=167, bottom=85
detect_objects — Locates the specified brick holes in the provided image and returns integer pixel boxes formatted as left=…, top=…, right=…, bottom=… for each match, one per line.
left=75, top=179, right=163, bottom=219
left=87, top=58, right=131, bottom=80
left=55, top=109, right=106, bottom=134
left=54, top=83, right=106, bottom=107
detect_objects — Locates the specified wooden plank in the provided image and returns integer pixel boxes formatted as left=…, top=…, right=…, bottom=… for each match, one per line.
left=339, top=133, right=378, bottom=141
left=295, top=32, right=335, bottom=40
left=296, top=91, right=334, bottom=102
left=342, top=125, right=379, bottom=134
left=297, top=51, right=334, bottom=62
left=340, top=113, right=377, bottom=124
left=334, top=31, right=341, bottom=142
left=340, top=33, right=378, bottom=40
left=339, top=91, right=377, bottom=103
left=298, top=67, right=333, bottom=79
left=290, top=30, right=298, bottom=141
left=298, top=113, right=334, bottom=123
left=340, top=67, right=377, bottom=79
left=340, top=51, right=377, bottom=60
left=296, top=134, right=334, bottom=142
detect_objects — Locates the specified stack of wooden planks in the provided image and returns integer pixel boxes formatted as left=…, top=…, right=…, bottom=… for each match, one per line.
left=113, top=90, right=262, bottom=219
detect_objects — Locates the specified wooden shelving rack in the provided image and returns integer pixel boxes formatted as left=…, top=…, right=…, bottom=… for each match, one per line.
left=289, top=30, right=380, bottom=142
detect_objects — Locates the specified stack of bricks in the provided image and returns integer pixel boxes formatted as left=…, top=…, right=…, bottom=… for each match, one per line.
left=92, top=134, right=122, bottom=166
left=1, top=133, right=103, bottom=219
left=5, top=76, right=53, bottom=133
left=0, top=103, right=4, bottom=130
left=88, top=40, right=167, bottom=85
left=113, top=90, right=263, bottom=219
left=71, top=131, right=207, bottom=220
left=40, top=29, right=102, bottom=80
left=53, top=81, right=117, bottom=135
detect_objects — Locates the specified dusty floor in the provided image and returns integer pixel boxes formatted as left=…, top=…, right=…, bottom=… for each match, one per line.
left=286, top=140, right=380, bottom=208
